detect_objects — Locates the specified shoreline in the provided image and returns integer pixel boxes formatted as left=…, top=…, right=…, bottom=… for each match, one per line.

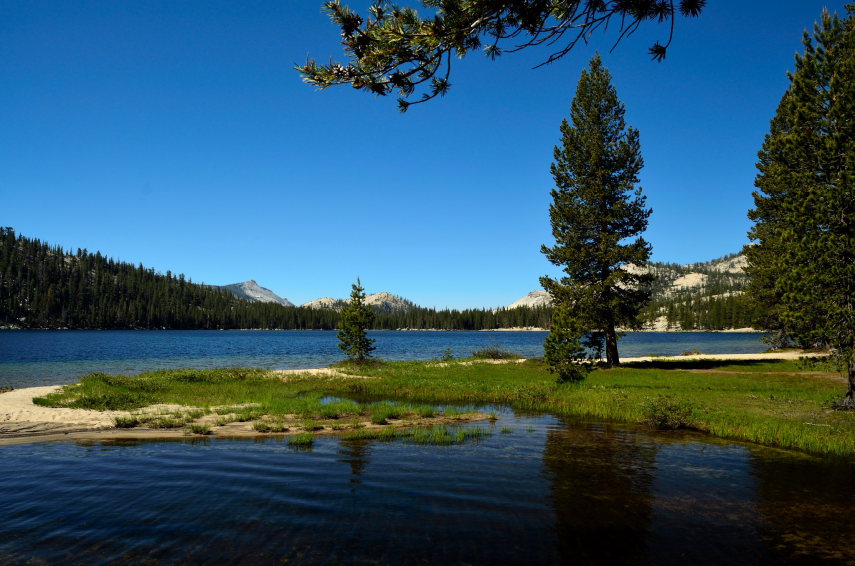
left=0, top=351, right=822, bottom=447
left=2, top=327, right=763, bottom=333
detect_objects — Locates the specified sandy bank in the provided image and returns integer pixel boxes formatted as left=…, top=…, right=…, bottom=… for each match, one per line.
left=620, top=350, right=826, bottom=364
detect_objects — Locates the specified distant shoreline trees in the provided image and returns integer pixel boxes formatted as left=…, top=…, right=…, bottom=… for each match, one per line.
left=1, top=227, right=760, bottom=333
left=0, top=228, right=550, bottom=331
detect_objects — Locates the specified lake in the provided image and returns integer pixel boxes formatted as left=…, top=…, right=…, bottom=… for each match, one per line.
left=0, top=330, right=767, bottom=389
left=6, top=329, right=850, bottom=565
left=1, top=410, right=852, bottom=565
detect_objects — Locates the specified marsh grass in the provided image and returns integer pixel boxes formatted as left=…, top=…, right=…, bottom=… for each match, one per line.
left=187, top=424, right=211, bottom=435
left=301, top=419, right=323, bottom=431
left=34, top=356, right=853, bottom=456
left=113, top=416, right=140, bottom=428
left=642, top=395, right=696, bottom=430
left=334, top=356, right=855, bottom=456
left=369, top=402, right=403, bottom=424
left=288, top=433, right=314, bottom=447
left=341, top=425, right=491, bottom=445
left=471, top=345, right=522, bottom=360
left=36, top=367, right=482, bottom=437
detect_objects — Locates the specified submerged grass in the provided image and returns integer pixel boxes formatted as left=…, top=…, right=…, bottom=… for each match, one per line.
left=330, top=356, right=855, bottom=457
left=341, top=424, right=491, bottom=445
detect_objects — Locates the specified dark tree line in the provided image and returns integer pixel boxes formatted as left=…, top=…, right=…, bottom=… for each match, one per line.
left=0, top=228, right=549, bottom=331
left=0, top=228, right=763, bottom=332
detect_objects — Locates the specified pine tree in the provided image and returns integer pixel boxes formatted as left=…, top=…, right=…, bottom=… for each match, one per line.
left=543, top=302, right=590, bottom=382
left=337, top=278, right=376, bottom=363
left=299, top=1, right=708, bottom=110
left=745, top=7, right=855, bottom=407
left=540, top=54, right=653, bottom=371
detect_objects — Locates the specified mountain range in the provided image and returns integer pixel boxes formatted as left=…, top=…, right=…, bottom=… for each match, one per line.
left=220, top=252, right=749, bottom=313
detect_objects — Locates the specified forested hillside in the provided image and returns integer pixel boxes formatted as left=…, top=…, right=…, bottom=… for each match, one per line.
left=507, top=253, right=763, bottom=330
left=0, top=228, right=548, bottom=330
left=636, top=253, right=763, bottom=330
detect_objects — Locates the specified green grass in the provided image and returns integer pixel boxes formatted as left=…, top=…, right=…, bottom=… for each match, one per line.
left=471, top=346, right=523, bottom=360
left=341, top=424, right=491, bottom=445
left=33, top=367, right=474, bottom=435
left=34, top=357, right=855, bottom=456
left=113, top=416, right=140, bottom=428
left=331, top=356, right=855, bottom=456
left=288, top=433, right=314, bottom=447
left=187, top=424, right=211, bottom=435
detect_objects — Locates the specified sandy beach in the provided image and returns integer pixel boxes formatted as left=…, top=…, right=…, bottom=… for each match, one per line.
left=0, top=351, right=826, bottom=446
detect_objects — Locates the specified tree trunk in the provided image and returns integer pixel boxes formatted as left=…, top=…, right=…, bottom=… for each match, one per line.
left=605, top=323, right=620, bottom=366
left=845, top=348, right=855, bottom=409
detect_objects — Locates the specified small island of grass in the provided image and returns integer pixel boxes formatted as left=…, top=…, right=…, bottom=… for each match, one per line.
left=13, top=351, right=853, bottom=457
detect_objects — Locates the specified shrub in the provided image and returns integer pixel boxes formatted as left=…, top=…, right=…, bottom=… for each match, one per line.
left=642, top=395, right=696, bottom=430
left=472, top=345, right=522, bottom=360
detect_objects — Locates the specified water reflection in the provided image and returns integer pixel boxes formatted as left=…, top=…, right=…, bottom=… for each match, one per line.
left=751, top=449, right=855, bottom=562
left=338, top=439, right=371, bottom=484
left=0, top=413, right=853, bottom=565
left=544, top=421, right=656, bottom=564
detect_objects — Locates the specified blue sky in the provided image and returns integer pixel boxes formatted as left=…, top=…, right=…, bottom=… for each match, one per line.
left=1, top=1, right=847, bottom=309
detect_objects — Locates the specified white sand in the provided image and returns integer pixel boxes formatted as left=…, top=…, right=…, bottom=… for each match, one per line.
left=620, top=351, right=826, bottom=364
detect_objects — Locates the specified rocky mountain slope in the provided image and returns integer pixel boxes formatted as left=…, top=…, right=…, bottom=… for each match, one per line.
left=217, top=280, right=294, bottom=307
left=507, top=253, right=748, bottom=309
left=302, top=292, right=414, bottom=312
left=507, top=290, right=553, bottom=309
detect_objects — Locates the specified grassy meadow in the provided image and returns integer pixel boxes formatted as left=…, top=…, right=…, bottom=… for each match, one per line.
left=33, top=356, right=855, bottom=456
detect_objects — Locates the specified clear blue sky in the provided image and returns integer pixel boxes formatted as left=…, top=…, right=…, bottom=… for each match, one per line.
left=1, top=1, right=847, bottom=309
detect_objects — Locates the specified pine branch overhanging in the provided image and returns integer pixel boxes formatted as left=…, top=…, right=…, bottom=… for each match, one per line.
left=298, top=0, right=707, bottom=111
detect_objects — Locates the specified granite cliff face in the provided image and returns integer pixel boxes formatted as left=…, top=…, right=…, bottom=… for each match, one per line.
left=302, top=292, right=413, bottom=312
left=506, top=253, right=748, bottom=309
left=507, top=290, right=553, bottom=309
left=218, top=280, right=294, bottom=307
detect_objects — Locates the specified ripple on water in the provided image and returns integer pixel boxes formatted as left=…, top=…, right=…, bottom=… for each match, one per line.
left=1, top=412, right=852, bottom=565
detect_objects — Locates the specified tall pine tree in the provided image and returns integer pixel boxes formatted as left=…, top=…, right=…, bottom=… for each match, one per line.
left=541, top=54, right=652, bottom=374
left=745, top=7, right=855, bottom=407
left=337, top=278, right=376, bottom=363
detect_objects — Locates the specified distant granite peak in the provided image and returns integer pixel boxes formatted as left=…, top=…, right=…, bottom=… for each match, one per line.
left=302, top=292, right=413, bottom=312
left=507, top=290, right=553, bottom=309
left=219, top=280, right=294, bottom=307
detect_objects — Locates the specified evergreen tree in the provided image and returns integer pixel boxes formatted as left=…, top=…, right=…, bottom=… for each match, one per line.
left=745, top=7, right=855, bottom=407
left=337, top=278, right=376, bottom=362
left=299, top=0, right=707, bottom=111
left=543, top=302, right=589, bottom=382
left=540, top=54, right=653, bottom=369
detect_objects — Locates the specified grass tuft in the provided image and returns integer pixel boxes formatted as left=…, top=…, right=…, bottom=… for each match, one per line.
left=187, top=424, right=211, bottom=435
left=113, top=416, right=140, bottom=428
left=288, top=433, right=314, bottom=447
left=472, top=345, right=522, bottom=360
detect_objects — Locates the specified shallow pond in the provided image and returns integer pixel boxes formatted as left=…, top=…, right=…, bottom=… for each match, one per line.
left=1, top=409, right=852, bottom=565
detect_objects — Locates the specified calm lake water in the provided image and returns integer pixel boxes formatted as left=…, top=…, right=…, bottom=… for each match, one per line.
left=0, top=330, right=766, bottom=389
left=5, top=330, right=848, bottom=565
left=1, top=410, right=853, bottom=565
